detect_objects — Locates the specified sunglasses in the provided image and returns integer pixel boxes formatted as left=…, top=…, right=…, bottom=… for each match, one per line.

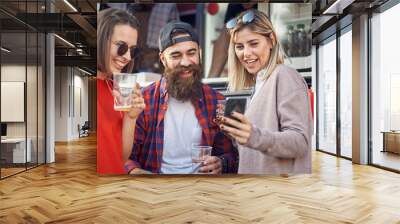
left=113, top=41, right=140, bottom=59
left=226, top=10, right=255, bottom=29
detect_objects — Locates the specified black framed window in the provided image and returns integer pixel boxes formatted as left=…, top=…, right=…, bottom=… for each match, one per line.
left=316, top=23, right=353, bottom=160
left=369, top=1, right=400, bottom=172
left=317, top=34, right=337, bottom=155
left=339, top=25, right=352, bottom=159
left=0, top=0, right=47, bottom=179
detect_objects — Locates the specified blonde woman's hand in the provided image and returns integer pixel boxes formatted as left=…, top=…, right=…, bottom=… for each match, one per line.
left=126, top=83, right=145, bottom=119
left=129, top=168, right=153, bottom=175
left=219, top=111, right=252, bottom=145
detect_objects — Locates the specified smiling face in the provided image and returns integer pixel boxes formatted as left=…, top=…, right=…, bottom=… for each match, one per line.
left=108, top=24, right=138, bottom=74
left=233, top=27, right=274, bottom=75
left=159, top=33, right=203, bottom=101
left=160, top=34, right=201, bottom=79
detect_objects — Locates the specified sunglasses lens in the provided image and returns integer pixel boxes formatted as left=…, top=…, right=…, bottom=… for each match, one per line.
left=242, top=11, right=255, bottom=24
left=117, top=42, right=129, bottom=56
left=226, top=18, right=237, bottom=29
left=117, top=42, right=139, bottom=59
left=226, top=11, right=255, bottom=29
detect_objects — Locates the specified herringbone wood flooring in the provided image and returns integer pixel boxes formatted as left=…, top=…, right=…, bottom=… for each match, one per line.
left=1, top=167, right=26, bottom=177
left=1, top=135, right=400, bottom=224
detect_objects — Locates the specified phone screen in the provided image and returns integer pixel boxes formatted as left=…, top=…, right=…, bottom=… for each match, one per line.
left=224, top=97, right=247, bottom=118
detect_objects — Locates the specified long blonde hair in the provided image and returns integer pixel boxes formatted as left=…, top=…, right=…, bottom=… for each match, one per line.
left=227, top=10, right=285, bottom=91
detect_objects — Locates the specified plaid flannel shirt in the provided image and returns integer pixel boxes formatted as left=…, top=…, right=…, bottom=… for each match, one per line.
left=124, top=78, right=238, bottom=174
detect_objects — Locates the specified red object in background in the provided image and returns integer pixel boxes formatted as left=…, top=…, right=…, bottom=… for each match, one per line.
left=308, top=88, right=314, bottom=119
left=207, top=3, right=219, bottom=15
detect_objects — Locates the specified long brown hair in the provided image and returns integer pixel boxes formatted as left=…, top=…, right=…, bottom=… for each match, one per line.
left=227, top=9, right=285, bottom=91
left=97, top=8, right=140, bottom=77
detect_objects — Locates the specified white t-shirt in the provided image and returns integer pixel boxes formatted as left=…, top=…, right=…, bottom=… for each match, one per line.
left=160, top=97, right=202, bottom=174
left=251, top=68, right=268, bottom=103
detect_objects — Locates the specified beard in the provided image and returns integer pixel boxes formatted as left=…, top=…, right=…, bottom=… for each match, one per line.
left=164, top=63, right=203, bottom=102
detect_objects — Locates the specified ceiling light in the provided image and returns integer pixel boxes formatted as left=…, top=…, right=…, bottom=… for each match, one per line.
left=54, top=34, right=75, bottom=48
left=323, top=0, right=341, bottom=14
left=1, top=47, right=11, bottom=53
left=323, top=0, right=355, bottom=15
left=63, top=0, right=78, bottom=12
left=78, top=68, right=92, bottom=76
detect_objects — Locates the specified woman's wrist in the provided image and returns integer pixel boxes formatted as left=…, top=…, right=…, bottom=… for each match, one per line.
left=124, top=112, right=138, bottom=120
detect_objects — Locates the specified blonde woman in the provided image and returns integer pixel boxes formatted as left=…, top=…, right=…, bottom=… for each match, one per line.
left=218, top=9, right=312, bottom=174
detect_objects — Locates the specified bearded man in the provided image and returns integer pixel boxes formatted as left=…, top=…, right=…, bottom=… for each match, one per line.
left=124, top=21, right=238, bottom=174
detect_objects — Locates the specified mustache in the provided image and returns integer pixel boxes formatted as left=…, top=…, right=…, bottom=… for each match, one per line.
left=165, top=63, right=203, bottom=101
left=166, top=64, right=202, bottom=77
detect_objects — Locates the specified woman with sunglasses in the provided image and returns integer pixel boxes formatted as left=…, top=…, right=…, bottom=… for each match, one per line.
left=218, top=10, right=312, bottom=175
left=97, top=8, right=145, bottom=174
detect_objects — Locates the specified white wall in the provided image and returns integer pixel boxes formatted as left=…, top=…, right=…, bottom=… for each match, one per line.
left=55, top=66, right=69, bottom=141
left=71, top=72, right=89, bottom=138
left=1, top=65, right=32, bottom=137
left=54, top=66, right=89, bottom=141
left=1, top=64, right=45, bottom=164
left=204, top=3, right=228, bottom=78
left=1, top=64, right=26, bottom=81
left=1, top=65, right=26, bottom=142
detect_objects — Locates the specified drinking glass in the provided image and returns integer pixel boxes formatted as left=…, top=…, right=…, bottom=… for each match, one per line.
left=191, top=144, right=212, bottom=174
left=112, top=73, right=137, bottom=111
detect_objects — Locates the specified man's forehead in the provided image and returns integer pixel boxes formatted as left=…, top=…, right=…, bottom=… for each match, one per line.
left=164, top=40, right=199, bottom=54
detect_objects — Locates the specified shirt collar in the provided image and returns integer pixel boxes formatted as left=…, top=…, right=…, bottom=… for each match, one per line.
left=160, top=77, right=168, bottom=97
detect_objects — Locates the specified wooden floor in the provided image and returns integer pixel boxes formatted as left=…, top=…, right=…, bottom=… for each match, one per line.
left=1, top=135, right=400, bottom=223
left=373, top=150, right=400, bottom=171
left=1, top=163, right=45, bottom=178
left=1, top=167, right=26, bottom=178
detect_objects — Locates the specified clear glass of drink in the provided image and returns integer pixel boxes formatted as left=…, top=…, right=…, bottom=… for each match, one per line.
left=112, top=73, right=137, bottom=111
left=191, top=144, right=212, bottom=174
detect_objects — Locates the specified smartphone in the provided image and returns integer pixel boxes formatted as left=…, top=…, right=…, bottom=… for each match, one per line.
left=224, top=96, right=248, bottom=118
